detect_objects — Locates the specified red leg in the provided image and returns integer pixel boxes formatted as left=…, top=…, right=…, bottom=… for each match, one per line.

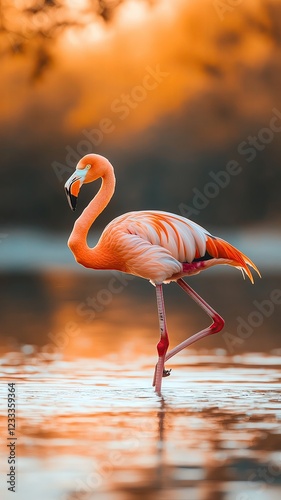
left=152, top=284, right=171, bottom=393
left=165, top=278, right=225, bottom=362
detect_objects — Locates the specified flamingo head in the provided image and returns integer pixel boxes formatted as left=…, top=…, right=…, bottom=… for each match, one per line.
left=64, top=154, right=109, bottom=211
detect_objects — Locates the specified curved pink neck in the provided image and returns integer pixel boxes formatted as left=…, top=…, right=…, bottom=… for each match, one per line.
left=68, top=164, right=116, bottom=268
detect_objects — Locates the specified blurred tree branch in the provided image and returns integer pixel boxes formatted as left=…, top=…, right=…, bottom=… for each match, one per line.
left=0, top=0, right=154, bottom=78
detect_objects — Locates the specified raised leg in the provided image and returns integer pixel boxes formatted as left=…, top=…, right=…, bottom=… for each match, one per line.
left=152, top=284, right=171, bottom=394
left=165, top=278, right=225, bottom=362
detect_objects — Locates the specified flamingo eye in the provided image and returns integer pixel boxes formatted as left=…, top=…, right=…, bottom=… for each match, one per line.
left=85, top=164, right=91, bottom=170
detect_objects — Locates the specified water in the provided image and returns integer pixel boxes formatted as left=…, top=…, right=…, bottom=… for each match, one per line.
left=0, top=271, right=281, bottom=499
left=0, top=354, right=281, bottom=500
left=0, top=271, right=280, bottom=355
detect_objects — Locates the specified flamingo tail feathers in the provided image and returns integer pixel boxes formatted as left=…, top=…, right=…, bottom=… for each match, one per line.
left=204, top=235, right=261, bottom=284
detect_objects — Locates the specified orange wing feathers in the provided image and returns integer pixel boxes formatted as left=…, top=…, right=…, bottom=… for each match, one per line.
left=102, top=211, right=260, bottom=284
left=205, top=235, right=260, bottom=283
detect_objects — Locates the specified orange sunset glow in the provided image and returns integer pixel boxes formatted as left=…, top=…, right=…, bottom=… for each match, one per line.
left=1, top=0, right=280, bottom=233
left=1, top=0, right=280, bottom=144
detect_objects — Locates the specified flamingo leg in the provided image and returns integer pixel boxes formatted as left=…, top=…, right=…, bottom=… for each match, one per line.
left=165, top=278, right=225, bottom=363
left=153, top=284, right=171, bottom=393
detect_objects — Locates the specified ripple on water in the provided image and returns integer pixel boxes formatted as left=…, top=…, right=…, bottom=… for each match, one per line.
left=0, top=352, right=280, bottom=500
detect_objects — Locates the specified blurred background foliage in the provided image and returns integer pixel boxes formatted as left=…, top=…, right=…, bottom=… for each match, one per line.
left=0, top=0, right=281, bottom=233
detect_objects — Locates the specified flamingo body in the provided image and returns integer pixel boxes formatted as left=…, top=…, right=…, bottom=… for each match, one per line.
left=64, top=154, right=260, bottom=394
left=95, top=210, right=257, bottom=285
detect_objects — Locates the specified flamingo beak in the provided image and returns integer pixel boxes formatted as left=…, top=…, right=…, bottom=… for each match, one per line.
left=64, top=169, right=86, bottom=211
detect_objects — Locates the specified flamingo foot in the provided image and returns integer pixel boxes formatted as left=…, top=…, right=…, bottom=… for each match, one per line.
left=152, top=361, right=171, bottom=392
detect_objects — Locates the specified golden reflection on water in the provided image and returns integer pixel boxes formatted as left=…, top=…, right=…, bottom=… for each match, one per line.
left=1, top=271, right=280, bottom=359
left=1, top=271, right=281, bottom=499
left=0, top=353, right=281, bottom=500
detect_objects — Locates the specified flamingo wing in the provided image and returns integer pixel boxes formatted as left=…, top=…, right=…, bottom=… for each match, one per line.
left=100, top=211, right=259, bottom=284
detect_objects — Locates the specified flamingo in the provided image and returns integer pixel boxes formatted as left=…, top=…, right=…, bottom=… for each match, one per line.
left=64, top=153, right=260, bottom=393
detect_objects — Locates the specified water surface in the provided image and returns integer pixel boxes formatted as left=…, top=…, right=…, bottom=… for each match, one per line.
left=0, top=271, right=280, bottom=499
left=0, top=353, right=281, bottom=500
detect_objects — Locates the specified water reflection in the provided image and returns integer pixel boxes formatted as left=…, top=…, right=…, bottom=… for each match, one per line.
left=0, top=271, right=280, bottom=357
left=0, top=271, right=281, bottom=499
left=0, top=353, right=281, bottom=499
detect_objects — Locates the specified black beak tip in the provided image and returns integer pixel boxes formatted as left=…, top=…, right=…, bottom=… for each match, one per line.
left=65, top=187, right=78, bottom=211
left=70, top=195, right=78, bottom=211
